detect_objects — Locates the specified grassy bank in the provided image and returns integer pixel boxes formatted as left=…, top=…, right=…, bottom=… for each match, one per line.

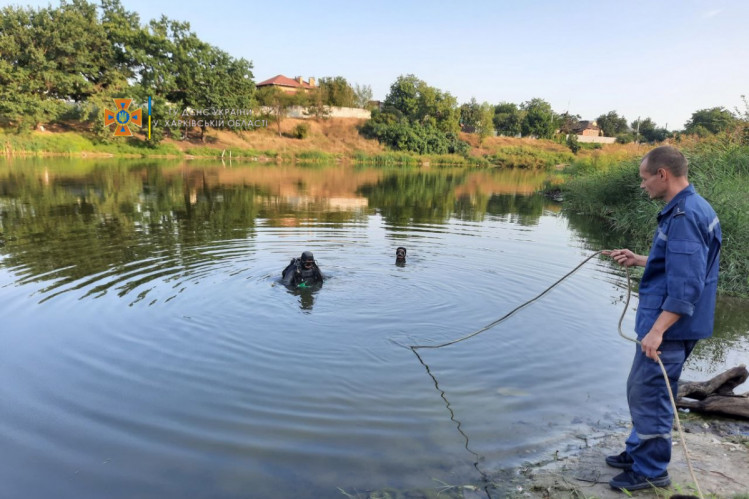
left=561, top=138, right=749, bottom=296
left=1, top=129, right=182, bottom=156
left=3, top=120, right=642, bottom=169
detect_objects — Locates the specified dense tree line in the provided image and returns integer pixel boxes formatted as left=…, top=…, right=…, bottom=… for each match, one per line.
left=0, top=1, right=375, bottom=144
left=362, top=73, right=747, bottom=154
left=2, top=2, right=745, bottom=151
left=0, top=0, right=258, bottom=144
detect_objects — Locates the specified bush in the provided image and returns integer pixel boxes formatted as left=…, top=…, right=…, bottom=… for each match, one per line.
left=360, top=108, right=469, bottom=155
left=566, top=134, right=580, bottom=154
left=360, top=117, right=469, bottom=155
left=293, top=123, right=310, bottom=139
left=562, top=142, right=749, bottom=296
left=616, top=133, right=635, bottom=144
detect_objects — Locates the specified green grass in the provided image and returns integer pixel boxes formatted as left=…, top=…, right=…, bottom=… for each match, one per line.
left=182, top=145, right=280, bottom=159
left=560, top=139, right=749, bottom=296
left=351, top=151, right=421, bottom=166
left=486, top=145, right=574, bottom=169
left=295, top=150, right=338, bottom=163
left=423, top=153, right=490, bottom=166
left=566, top=153, right=631, bottom=174
left=1, top=130, right=181, bottom=156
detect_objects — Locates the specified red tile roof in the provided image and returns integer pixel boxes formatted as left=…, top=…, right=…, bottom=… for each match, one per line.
left=257, top=74, right=314, bottom=88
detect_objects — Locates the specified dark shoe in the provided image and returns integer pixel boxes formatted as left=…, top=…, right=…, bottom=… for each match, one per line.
left=609, top=470, right=671, bottom=491
left=605, top=451, right=634, bottom=470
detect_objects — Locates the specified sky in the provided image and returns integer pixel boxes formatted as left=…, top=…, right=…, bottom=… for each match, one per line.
left=4, top=0, right=749, bottom=130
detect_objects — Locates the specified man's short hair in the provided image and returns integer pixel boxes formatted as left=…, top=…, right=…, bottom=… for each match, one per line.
left=642, top=145, right=688, bottom=177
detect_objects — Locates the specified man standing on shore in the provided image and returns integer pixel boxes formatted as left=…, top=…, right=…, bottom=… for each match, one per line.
left=605, top=145, right=721, bottom=491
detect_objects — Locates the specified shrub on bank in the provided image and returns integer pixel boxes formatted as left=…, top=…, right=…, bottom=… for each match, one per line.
left=359, top=111, right=470, bottom=156
left=561, top=141, right=749, bottom=296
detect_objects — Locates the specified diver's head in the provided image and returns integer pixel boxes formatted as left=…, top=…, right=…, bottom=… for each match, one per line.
left=396, top=247, right=407, bottom=261
left=301, top=251, right=315, bottom=269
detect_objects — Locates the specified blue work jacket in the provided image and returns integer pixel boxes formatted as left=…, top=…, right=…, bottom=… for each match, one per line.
left=635, top=184, right=721, bottom=340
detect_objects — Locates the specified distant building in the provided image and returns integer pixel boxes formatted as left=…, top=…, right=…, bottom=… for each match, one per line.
left=257, top=75, right=316, bottom=94
left=569, top=120, right=617, bottom=144
left=571, top=120, right=601, bottom=137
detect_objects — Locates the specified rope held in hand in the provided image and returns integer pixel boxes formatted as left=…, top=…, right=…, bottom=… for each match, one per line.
left=616, top=260, right=704, bottom=499
left=403, top=250, right=704, bottom=497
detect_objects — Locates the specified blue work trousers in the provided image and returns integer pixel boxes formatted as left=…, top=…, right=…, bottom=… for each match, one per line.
left=625, top=340, right=697, bottom=478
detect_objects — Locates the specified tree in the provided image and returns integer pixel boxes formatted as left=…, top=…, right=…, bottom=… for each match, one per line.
left=520, top=98, right=556, bottom=139
left=684, top=107, right=736, bottom=135
left=0, top=0, right=256, bottom=143
left=360, top=75, right=467, bottom=155
left=596, top=111, right=629, bottom=137
left=134, top=16, right=255, bottom=141
left=353, top=83, right=372, bottom=109
left=99, top=0, right=143, bottom=85
left=0, top=1, right=125, bottom=129
left=256, top=86, right=304, bottom=136
left=304, top=86, right=330, bottom=120
left=460, top=98, right=493, bottom=141
left=493, top=102, right=523, bottom=137
left=459, top=98, right=482, bottom=130
left=383, top=74, right=421, bottom=122
left=557, top=112, right=581, bottom=135
left=477, top=102, right=495, bottom=142
left=317, top=76, right=355, bottom=107
left=631, top=117, right=669, bottom=143
left=416, top=83, right=459, bottom=134
left=383, top=74, right=460, bottom=134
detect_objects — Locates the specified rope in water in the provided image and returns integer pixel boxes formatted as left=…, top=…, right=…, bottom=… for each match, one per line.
left=408, top=251, right=604, bottom=350
left=403, top=250, right=704, bottom=497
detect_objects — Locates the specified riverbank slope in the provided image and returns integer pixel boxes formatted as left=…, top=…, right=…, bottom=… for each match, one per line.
left=1, top=119, right=636, bottom=168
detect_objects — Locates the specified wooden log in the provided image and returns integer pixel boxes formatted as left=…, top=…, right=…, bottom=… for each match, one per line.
left=676, top=395, right=749, bottom=419
left=677, top=365, right=748, bottom=400
left=675, top=365, right=749, bottom=420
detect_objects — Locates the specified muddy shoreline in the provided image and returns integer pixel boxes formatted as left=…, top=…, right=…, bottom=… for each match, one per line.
left=341, top=416, right=749, bottom=498
left=515, top=416, right=749, bottom=498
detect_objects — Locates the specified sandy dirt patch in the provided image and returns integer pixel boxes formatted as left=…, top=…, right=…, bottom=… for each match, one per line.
left=520, top=418, right=749, bottom=498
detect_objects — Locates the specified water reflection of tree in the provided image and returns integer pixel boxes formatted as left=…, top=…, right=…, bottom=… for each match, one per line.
left=358, top=169, right=549, bottom=226
left=357, top=171, right=466, bottom=225
left=2, top=159, right=562, bottom=301
left=1, top=162, right=261, bottom=300
left=484, top=193, right=545, bottom=225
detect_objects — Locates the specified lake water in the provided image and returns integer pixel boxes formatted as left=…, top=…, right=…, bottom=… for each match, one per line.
left=1, top=158, right=748, bottom=498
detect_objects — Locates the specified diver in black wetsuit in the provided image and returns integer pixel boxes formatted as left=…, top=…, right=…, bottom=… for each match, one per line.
left=395, top=247, right=407, bottom=266
left=281, top=251, right=323, bottom=288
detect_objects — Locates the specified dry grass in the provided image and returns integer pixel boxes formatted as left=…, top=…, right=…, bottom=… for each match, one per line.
left=162, top=118, right=386, bottom=156
left=462, top=133, right=571, bottom=157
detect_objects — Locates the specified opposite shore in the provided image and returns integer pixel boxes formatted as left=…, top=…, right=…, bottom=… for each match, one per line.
left=1, top=117, right=638, bottom=169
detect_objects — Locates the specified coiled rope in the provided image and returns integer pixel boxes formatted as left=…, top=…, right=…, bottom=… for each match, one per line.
left=400, top=250, right=704, bottom=497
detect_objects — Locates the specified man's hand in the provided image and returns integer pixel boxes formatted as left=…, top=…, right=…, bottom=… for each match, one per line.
left=603, top=249, right=645, bottom=267
left=640, top=310, right=681, bottom=361
left=640, top=329, right=664, bottom=361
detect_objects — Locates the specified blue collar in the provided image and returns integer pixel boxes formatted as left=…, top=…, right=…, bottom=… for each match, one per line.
left=659, top=184, right=695, bottom=219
